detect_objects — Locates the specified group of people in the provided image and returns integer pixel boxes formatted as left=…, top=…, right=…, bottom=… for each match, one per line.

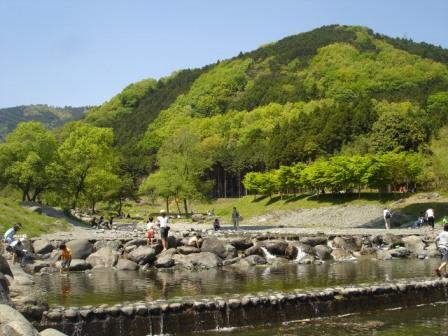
left=383, top=207, right=437, bottom=230
left=145, top=209, right=170, bottom=251
left=90, top=216, right=114, bottom=230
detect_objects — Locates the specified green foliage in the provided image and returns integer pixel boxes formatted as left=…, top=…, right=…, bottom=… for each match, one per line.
left=243, top=152, right=425, bottom=197
left=55, top=122, right=116, bottom=207
left=0, top=122, right=58, bottom=201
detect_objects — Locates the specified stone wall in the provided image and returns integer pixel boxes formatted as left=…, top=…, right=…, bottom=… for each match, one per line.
left=38, top=278, right=448, bottom=336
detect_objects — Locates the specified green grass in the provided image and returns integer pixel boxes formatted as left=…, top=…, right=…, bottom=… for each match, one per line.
left=0, top=197, right=71, bottom=237
left=110, top=192, right=400, bottom=224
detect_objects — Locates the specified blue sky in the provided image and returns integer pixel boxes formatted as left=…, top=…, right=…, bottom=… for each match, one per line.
left=1, top=0, right=447, bottom=108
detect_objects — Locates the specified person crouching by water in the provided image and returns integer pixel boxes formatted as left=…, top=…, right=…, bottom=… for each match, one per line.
left=213, top=218, right=220, bottom=231
left=435, top=224, right=448, bottom=277
left=157, top=210, right=169, bottom=252
left=188, top=234, right=203, bottom=248
left=59, top=244, right=72, bottom=274
left=146, top=216, right=156, bottom=246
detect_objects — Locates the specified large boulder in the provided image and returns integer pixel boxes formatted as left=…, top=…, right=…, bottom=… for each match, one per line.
left=264, top=240, right=289, bottom=256
left=225, top=244, right=238, bottom=259
left=68, top=259, right=91, bottom=272
left=86, top=247, right=119, bottom=268
left=177, top=246, right=200, bottom=255
left=128, top=246, right=156, bottom=265
left=0, top=304, right=39, bottom=336
left=314, top=245, right=333, bottom=260
left=32, top=240, right=53, bottom=254
left=284, top=244, right=298, bottom=260
left=237, top=255, right=267, bottom=267
left=67, top=240, right=93, bottom=259
left=402, top=236, right=426, bottom=254
left=94, top=240, right=122, bottom=251
left=24, top=261, right=51, bottom=274
left=300, top=236, right=327, bottom=246
left=201, top=237, right=226, bottom=258
left=331, top=236, right=362, bottom=252
left=229, top=238, right=253, bottom=250
left=382, top=233, right=404, bottom=248
left=390, top=247, right=411, bottom=258
left=174, top=252, right=222, bottom=270
left=243, top=242, right=264, bottom=257
left=40, top=329, right=68, bottom=336
left=154, top=249, right=176, bottom=268
left=331, top=248, right=354, bottom=261
left=28, top=206, right=42, bottom=214
left=115, top=259, right=139, bottom=271
left=191, top=214, right=206, bottom=222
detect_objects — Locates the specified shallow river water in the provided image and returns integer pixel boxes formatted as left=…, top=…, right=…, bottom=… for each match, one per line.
left=35, top=258, right=440, bottom=307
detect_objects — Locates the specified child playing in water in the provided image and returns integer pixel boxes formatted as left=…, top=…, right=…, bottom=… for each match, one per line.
left=59, top=244, right=72, bottom=274
left=146, top=216, right=156, bottom=246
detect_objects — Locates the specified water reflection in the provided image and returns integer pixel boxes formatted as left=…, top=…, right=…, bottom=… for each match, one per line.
left=35, top=258, right=440, bottom=307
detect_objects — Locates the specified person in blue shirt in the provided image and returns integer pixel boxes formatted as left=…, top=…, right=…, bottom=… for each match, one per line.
left=3, top=223, right=22, bottom=245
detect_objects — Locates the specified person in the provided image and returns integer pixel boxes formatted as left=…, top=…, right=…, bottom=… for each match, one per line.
left=383, top=208, right=392, bottom=230
left=107, top=216, right=114, bottom=230
left=188, top=234, right=203, bottom=248
left=98, top=216, right=105, bottom=229
left=435, top=224, right=448, bottom=277
left=213, top=218, right=220, bottom=231
left=9, top=240, right=28, bottom=267
left=426, top=207, right=435, bottom=231
left=90, top=217, right=97, bottom=229
left=231, top=207, right=240, bottom=231
left=157, top=210, right=169, bottom=252
left=3, top=223, right=22, bottom=245
left=146, top=216, right=156, bottom=246
left=59, top=244, right=72, bottom=274
left=414, top=212, right=425, bottom=229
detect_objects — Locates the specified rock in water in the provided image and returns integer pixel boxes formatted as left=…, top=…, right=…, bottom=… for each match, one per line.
left=67, top=239, right=93, bottom=259
left=0, top=304, right=40, bottom=336
left=115, top=259, right=139, bottom=271
left=86, top=247, right=119, bottom=268
left=32, top=240, right=53, bottom=254
left=201, top=237, right=226, bottom=258
left=128, top=246, right=156, bottom=265
left=40, top=329, right=68, bottom=336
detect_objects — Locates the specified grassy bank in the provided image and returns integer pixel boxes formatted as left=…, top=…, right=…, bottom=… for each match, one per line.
left=117, top=192, right=402, bottom=222
left=0, top=197, right=71, bottom=237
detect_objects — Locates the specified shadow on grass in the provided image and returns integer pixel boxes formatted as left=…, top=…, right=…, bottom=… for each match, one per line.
left=308, top=192, right=399, bottom=205
left=284, top=194, right=311, bottom=204
left=399, top=202, right=448, bottom=222
left=252, top=195, right=269, bottom=203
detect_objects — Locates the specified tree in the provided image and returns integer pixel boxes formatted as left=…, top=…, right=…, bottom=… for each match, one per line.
left=55, top=122, right=115, bottom=208
left=0, top=122, right=58, bottom=201
left=82, top=169, right=120, bottom=213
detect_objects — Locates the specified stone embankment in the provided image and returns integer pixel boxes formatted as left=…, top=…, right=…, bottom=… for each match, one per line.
left=39, top=278, right=448, bottom=336
left=0, top=255, right=68, bottom=336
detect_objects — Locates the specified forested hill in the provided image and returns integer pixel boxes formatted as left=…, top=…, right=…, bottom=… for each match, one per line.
left=0, top=105, right=88, bottom=140
left=84, top=24, right=448, bottom=196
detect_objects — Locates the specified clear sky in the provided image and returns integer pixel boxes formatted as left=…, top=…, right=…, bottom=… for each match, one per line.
left=1, top=0, right=447, bottom=108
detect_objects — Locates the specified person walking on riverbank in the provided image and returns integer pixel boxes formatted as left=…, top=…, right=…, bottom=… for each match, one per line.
left=3, top=223, right=22, bottom=245
left=383, top=208, right=392, bottom=230
left=157, top=210, right=169, bottom=252
left=435, top=224, right=448, bottom=277
left=426, top=207, right=435, bottom=231
left=232, top=207, right=240, bottom=231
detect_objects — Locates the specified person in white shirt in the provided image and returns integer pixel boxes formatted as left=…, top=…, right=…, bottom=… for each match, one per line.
left=435, top=224, right=448, bottom=277
left=3, top=223, right=22, bottom=245
left=426, top=208, right=435, bottom=231
left=383, top=208, right=392, bottom=230
left=157, top=210, right=169, bottom=252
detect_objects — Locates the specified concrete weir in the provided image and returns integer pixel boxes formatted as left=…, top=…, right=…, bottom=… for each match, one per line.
left=37, top=278, right=448, bottom=336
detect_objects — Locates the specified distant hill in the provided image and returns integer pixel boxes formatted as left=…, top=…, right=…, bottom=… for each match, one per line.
left=0, top=104, right=88, bottom=140
left=84, top=25, right=448, bottom=196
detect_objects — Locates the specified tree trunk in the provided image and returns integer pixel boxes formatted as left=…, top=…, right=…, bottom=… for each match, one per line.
left=224, top=171, right=227, bottom=198
left=165, top=197, right=169, bottom=215
left=183, top=198, right=189, bottom=218
left=92, top=200, right=96, bottom=214
left=174, top=197, right=181, bottom=216
left=238, top=171, right=242, bottom=198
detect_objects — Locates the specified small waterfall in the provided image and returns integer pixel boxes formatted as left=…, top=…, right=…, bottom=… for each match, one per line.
left=295, top=247, right=307, bottom=262
left=260, top=247, right=276, bottom=260
left=71, top=321, right=84, bottom=336
left=148, top=316, right=153, bottom=336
